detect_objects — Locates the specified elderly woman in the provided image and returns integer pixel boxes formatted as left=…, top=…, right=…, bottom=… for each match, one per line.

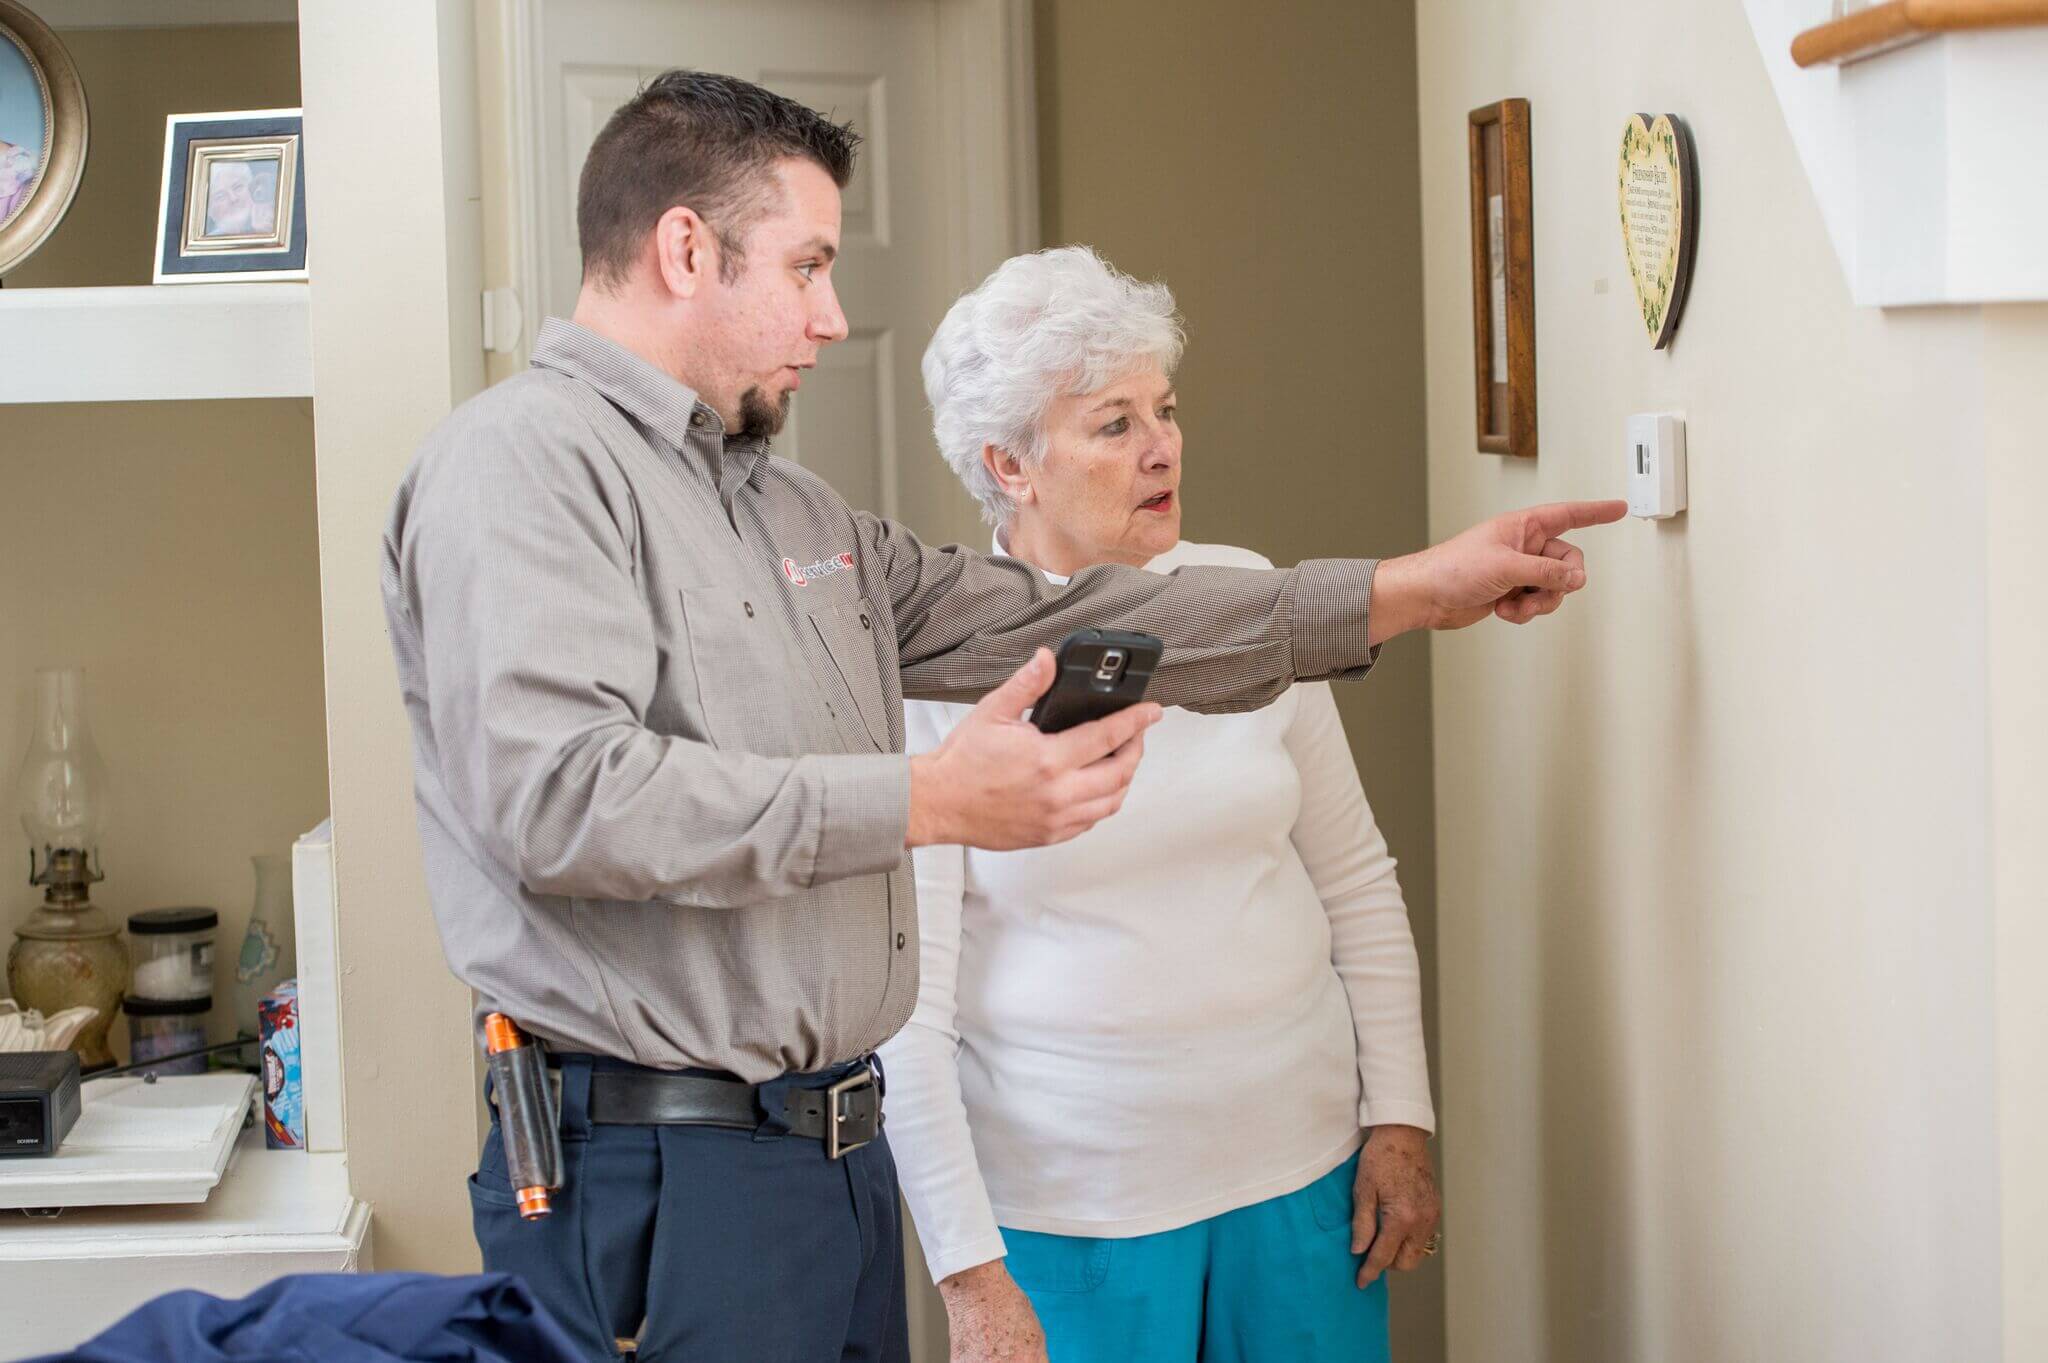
left=879, top=246, right=1440, bottom=1363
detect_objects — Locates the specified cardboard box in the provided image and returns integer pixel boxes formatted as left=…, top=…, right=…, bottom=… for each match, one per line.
left=258, top=980, right=303, bottom=1150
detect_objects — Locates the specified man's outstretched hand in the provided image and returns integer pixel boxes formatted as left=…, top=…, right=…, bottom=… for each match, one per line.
left=1367, top=500, right=1628, bottom=644
left=907, top=648, right=1161, bottom=851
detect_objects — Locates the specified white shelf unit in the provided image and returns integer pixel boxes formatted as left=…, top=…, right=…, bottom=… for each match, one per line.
left=0, top=284, right=313, bottom=404
left=0, top=7, right=373, bottom=1340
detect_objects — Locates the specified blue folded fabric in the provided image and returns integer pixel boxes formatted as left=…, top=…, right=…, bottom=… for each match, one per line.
left=18, top=1271, right=586, bottom=1363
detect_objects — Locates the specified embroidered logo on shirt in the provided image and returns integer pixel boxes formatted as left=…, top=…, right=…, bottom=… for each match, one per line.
left=781, top=552, right=856, bottom=587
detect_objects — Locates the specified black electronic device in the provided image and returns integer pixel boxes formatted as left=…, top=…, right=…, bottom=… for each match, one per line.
left=1029, top=629, right=1163, bottom=734
left=0, top=1050, right=83, bottom=1159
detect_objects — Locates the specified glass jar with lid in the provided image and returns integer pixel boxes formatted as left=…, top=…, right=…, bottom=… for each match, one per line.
left=126, top=995, right=211, bottom=1075
left=126, top=906, right=218, bottom=1002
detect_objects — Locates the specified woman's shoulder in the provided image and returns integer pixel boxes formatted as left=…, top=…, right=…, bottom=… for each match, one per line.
left=1152, top=539, right=1276, bottom=572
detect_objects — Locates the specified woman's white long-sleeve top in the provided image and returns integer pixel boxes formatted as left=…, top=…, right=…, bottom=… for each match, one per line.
left=878, top=538, right=1434, bottom=1283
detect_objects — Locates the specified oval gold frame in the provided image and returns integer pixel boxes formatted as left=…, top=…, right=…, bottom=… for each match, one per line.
left=0, top=0, right=89, bottom=278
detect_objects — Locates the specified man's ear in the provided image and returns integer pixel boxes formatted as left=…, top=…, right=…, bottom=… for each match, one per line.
left=653, top=205, right=716, bottom=300
left=981, top=445, right=1034, bottom=508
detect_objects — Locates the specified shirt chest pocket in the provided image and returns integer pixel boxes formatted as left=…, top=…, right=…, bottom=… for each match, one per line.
left=809, top=600, right=891, bottom=753
left=676, top=585, right=796, bottom=754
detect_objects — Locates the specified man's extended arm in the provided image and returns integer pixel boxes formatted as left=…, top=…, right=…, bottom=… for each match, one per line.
left=867, top=500, right=1623, bottom=709
left=863, top=510, right=1377, bottom=712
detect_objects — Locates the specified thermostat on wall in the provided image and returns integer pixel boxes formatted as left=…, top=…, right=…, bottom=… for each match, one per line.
left=1626, top=411, right=1686, bottom=518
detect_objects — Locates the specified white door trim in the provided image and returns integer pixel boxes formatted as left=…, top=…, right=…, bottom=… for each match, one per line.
left=492, top=0, right=547, bottom=364
left=488, top=0, right=1040, bottom=367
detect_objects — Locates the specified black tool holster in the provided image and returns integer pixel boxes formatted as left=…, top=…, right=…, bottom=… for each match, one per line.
left=486, top=1028, right=564, bottom=1203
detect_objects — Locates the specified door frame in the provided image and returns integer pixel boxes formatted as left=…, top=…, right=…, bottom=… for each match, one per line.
left=486, top=0, right=1042, bottom=367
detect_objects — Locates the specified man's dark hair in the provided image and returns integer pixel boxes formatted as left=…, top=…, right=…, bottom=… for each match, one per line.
left=577, top=69, right=861, bottom=290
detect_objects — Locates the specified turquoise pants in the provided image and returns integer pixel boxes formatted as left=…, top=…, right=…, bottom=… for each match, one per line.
left=1000, top=1153, right=1390, bottom=1363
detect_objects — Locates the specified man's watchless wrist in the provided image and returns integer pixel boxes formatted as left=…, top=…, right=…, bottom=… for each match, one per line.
left=1366, top=553, right=1430, bottom=647
left=904, top=752, right=945, bottom=850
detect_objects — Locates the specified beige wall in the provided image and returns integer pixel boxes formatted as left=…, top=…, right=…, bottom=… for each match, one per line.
left=1, top=26, right=325, bottom=1057
left=1415, top=4, right=2030, bottom=1360
left=1986, top=305, right=2048, bottom=1360
left=1034, top=3, right=1442, bottom=1358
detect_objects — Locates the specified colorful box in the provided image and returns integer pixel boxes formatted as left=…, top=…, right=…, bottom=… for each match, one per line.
left=258, top=979, right=303, bottom=1150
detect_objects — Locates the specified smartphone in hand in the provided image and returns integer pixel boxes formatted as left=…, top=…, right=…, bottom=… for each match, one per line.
left=1029, top=629, right=1163, bottom=734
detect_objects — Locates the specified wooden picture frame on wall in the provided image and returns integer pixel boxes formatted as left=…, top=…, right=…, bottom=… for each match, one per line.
left=1468, top=99, right=1535, bottom=458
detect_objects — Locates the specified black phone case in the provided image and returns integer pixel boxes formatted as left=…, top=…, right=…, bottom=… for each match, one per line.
left=1029, top=629, right=1163, bottom=734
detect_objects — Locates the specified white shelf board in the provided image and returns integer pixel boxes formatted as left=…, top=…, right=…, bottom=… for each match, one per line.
left=0, top=1073, right=255, bottom=1210
left=0, top=283, right=313, bottom=404
left=33, top=0, right=297, bottom=28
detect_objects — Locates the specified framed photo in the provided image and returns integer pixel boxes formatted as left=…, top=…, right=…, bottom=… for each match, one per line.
left=1468, top=99, right=1535, bottom=459
left=0, top=0, right=89, bottom=278
left=154, top=108, right=307, bottom=284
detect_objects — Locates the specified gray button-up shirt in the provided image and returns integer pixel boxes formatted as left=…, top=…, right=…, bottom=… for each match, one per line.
left=382, top=319, right=1380, bottom=1080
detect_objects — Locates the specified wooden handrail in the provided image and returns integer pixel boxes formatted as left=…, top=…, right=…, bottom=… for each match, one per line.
left=1792, top=0, right=2048, bottom=66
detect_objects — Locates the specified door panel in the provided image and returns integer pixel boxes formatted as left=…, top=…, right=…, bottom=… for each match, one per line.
left=535, top=1, right=967, bottom=539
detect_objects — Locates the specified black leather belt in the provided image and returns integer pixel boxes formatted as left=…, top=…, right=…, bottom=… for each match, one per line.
left=587, top=1066, right=882, bottom=1160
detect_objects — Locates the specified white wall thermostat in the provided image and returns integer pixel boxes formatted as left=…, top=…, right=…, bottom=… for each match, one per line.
left=1626, top=411, right=1687, bottom=519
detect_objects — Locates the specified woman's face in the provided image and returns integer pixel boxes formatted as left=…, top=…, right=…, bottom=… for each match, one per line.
left=1000, top=361, right=1182, bottom=572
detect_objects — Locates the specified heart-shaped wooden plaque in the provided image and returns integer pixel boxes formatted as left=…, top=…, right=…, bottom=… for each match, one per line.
left=1617, top=113, right=1698, bottom=349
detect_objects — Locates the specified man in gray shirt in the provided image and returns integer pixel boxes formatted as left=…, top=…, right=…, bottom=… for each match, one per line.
left=383, top=70, right=1620, bottom=1363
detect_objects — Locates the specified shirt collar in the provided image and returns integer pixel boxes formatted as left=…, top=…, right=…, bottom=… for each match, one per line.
left=531, top=318, right=770, bottom=486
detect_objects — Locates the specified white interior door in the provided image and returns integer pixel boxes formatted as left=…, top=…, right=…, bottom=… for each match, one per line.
left=513, top=0, right=1033, bottom=548
left=498, top=3, right=1039, bottom=1356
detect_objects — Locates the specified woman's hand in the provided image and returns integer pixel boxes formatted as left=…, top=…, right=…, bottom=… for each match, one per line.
left=939, top=1260, right=1049, bottom=1363
left=1352, top=1124, right=1441, bottom=1287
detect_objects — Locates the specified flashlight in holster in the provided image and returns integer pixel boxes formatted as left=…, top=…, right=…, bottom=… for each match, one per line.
left=483, top=1013, right=563, bottom=1221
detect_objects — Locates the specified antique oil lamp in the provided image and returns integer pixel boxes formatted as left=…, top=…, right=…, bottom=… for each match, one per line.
left=9, top=668, right=127, bottom=1069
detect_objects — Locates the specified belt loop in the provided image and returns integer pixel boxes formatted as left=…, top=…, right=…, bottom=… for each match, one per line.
left=556, top=1055, right=596, bottom=1141
left=751, top=1072, right=794, bottom=1143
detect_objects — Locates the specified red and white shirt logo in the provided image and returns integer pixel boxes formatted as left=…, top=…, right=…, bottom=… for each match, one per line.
left=781, top=551, right=856, bottom=587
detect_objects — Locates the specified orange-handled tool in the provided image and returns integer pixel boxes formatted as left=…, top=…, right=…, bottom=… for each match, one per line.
left=484, top=1013, right=562, bottom=1220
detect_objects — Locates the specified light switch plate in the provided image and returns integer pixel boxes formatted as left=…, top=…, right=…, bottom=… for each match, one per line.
left=1626, top=411, right=1687, bottom=518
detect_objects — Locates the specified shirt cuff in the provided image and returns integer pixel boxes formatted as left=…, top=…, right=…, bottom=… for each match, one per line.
left=810, top=753, right=912, bottom=887
left=1360, top=1098, right=1437, bottom=1134
left=923, top=1232, right=1012, bottom=1286
left=1293, top=558, right=1381, bottom=681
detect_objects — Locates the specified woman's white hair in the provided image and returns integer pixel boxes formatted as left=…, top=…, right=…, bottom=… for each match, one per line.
left=921, top=245, right=1184, bottom=528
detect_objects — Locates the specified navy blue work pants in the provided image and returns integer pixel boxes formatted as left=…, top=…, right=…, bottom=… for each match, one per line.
left=469, top=1054, right=911, bottom=1363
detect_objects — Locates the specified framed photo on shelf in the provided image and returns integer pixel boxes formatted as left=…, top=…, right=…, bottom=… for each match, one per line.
left=0, top=0, right=89, bottom=279
left=154, top=109, right=307, bottom=284
left=1467, top=98, right=1535, bottom=459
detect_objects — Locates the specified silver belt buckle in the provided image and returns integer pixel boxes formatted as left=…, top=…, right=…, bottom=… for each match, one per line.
left=825, top=1069, right=877, bottom=1160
